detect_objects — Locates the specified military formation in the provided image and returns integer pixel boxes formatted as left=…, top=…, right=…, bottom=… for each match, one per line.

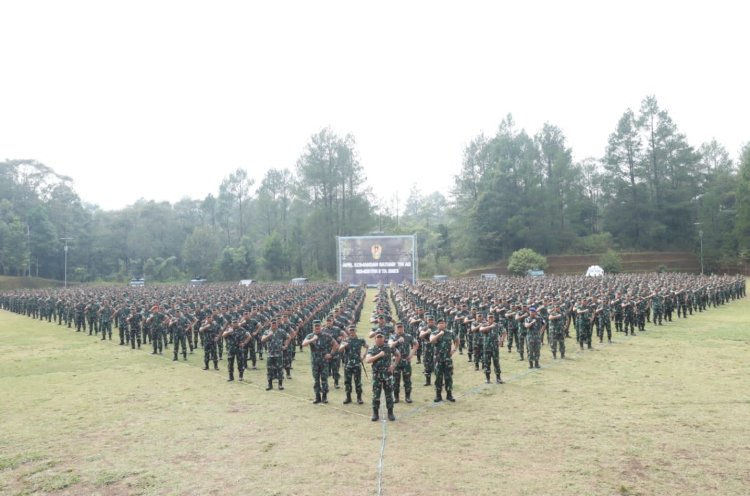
left=1, top=272, right=745, bottom=423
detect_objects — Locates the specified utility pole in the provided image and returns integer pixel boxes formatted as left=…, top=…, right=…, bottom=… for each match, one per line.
left=60, top=238, right=73, bottom=288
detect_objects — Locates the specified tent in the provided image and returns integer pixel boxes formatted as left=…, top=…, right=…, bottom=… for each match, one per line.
left=585, top=265, right=604, bottom=277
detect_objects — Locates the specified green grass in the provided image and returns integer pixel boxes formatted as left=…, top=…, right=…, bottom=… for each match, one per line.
left=1, top=292, right=749, bottom=495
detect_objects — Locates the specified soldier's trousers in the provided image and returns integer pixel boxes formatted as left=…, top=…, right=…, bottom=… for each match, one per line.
left=119, top=324, right=128, bottom=344
left=526, top=336, right=541, bottom=361
left=152, top=329, right=164, bottom=353
left=434, top=359, right=454, bottom=394
left=393, top=362, right=411, bottom=397
left=577, top=325, right=592, bottom=347
left=100, top=321, right=112, bottom=340
left=473, top=342, right=483, bottom=368
left=482, top=346, right=500, bottom=376
left=466, top=333, right=474, bottom=358
left=75, top=315, right=85, bottom=331
left=422, top=347, right=434, bottom=378
left=203, top=340, right=218, bottom=366
left=245, top=343, right=256, bottom=368
left=517, top=331, right=527, bottom=358
left=550, top=334, right=565, bottom=356
left=597, top=319, right=611, bottom=341
left=458, top=330, right=466, bottom=353
left=228, top=348, right=244, bottom=378
left=328, top=356, right=342, bottom=384
left=311, top=359, right=329, bottom=394
left=283, top=349, right=293, bottom=372
left=173, top=333, right=187, bottom=358
left=507, top=328, right=520, bottom=352
left=624, top=315, right=635, bottom=334
left=372, top=372, right=394, bottom=410
left=130, top=327, right=141, bottom=348
left=266, top=356, right=283, bottom=382
left=344, top=363, right=363, bottom=396
left=88, top=317, right=97, bottom=334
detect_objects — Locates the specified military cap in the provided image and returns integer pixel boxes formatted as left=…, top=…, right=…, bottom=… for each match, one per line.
left=313, top=319, right=321, bottom=325
left=436, top=317, right=445, bottom=323
left=373, top=330, right=386, bottom=337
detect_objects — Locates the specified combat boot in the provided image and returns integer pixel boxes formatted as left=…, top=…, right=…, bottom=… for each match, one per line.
left=446, top=391, right=455, bottom=402
left=485, top=372, right=491, bottom=384
left=214, top=361, right=219, bottom=370
left=405, top=393, right=412, bottom=403
left=433, top=391, right=443, bottom=403
left=265, top=380, right=273, bottom=391
left=371, top=408, right=379, bottom=421
left=394, top=393, right=400, bottom=404
left=343, top=393, right=352, bottom=404
left=535, top=360, right=540, bottom=368
left=424, top=376, right=431, bottom=387
left=529, top=360, right=534, bottom=369
left=356, top=393, right=363, bottom=405
left=334, top=380, right=340, bottom=389
left=278, top=379, right=283, bottom=390
left=322, top=392, right=328, bottom=404
left=203, top=362, right=209, bottom=370
left=313, top=393, right=322, bottom=404
left=560, top=351, right=565, bottom=359
left=228, top=372, right=234, bottom=382
left=387, top=408, right=396, bottom=421
left=552, top=352, right=557, bottom=359
left=519, top=352, right=524, bottom=361
left=496, top=374, right=504, bottom=384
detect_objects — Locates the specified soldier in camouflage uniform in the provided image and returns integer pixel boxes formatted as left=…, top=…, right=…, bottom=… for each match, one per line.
left=98, top=301, right=113, bottom=341
left=323, top=316, right=346, bottom=389
left=479, top=313, right=504, bottom=384
left=339, top=325, right=367, bottom=405
left=524, top=306, right=545, bottom=369
left=199, top=314, right=220, bottom=370
left=418, top=315, right=437, bottom=386
left=262, top=318, right=290, bottom=391
left=390, top=322, right=418, bottom=403
left=170, top=309, right=190, bottom=360
left=303, top=320, right=338, bottom=404
left=366, top=331, right=400, bottom=421
left=430, top=317, right=458, bottom=402
left=548, top=303, right=566, bottom=359
left=223, top=318, right=249, bottom=382
left=127, top=306, right=143, bottom=349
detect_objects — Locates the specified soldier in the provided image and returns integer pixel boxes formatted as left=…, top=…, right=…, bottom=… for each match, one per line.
left=479, top=313, right=505, bottom=384
left=418, top=315, right=437, bottom=386
left=471, top=312, right=485, bottom=371
left=170, top=309, right=190, bottom=361
left=127, top=306, right=143, bottom=349
left=548, top=303, right=566, bottom=359
left=223, top=318, right=249, bottom=382
left=303, top=320, right=338, bottom=404
left=323, top=316, right=346, bottom=389
left=389, top=322, right=418, bottom=403
left=338, top=325, right=367, bottom=405
left=98, top=301, right=113, bottom=341
left=199, top=314, right=220, bottom=371
left=524, top=306, right=545, bottom=369
left=366, top=330, right=400, bottom=421
left=261, top=318, right=290, bottom=391
left=430, top=317, right=458, bottom=402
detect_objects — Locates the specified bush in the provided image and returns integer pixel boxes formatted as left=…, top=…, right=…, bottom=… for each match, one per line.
left=600, top=250, right=623, bottom=273
left=507, top=248, right=548, bottom=276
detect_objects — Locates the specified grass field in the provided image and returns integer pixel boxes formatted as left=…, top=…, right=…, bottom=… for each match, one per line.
left=1, top=290, right=749, bottom=496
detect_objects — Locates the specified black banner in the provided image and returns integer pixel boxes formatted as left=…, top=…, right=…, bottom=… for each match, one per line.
left=337, top=236, right=417, bottom=286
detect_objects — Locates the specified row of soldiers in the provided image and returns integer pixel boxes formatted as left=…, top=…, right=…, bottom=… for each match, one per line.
left=0, top=283, right=364, bottom=388
left=381, top=272, right=745, bottom=384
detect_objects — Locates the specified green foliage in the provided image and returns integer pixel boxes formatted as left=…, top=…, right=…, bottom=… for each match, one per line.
left=507, top=248, right=548, bottom=276
left=599, top=250, right=623, bottom=273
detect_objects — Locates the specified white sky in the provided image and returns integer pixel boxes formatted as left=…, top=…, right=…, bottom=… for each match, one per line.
left=1, top=0, right=748, bottom=211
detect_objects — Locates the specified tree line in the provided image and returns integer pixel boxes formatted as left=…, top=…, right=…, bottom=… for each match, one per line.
left=1, top=96, right=748, bottom=282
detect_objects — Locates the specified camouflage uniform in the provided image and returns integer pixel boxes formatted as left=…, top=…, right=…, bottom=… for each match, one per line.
left=367, top=341, right=398, bottom=417
left=524, top=312, right=545, bottom=368
left=304, top=329, right=336, bottom=403
left=341, top=335, right=367, bottom=404
left=263, top=326, right=289, bottom=389
left=431, top=326, right=457, bottom=402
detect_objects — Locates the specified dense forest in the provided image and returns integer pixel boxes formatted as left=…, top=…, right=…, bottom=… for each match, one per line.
left=1, top=96, right=749, bottom=282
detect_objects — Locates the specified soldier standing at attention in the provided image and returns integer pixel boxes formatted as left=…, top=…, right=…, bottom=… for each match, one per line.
left=262, top=318, right=290, bottom=391
left=338, top=325, right=367, bottom=405
left=390, top=322, right=418, bottom=403
left=170, top=309, right=190, bottom=361
left=223, top=318, right=248, bottom=382
left=430, top=317, right=458, bottom=402
left=366, top=330, right=400, bottom=421
left=303, top=320, right=338, bottom=404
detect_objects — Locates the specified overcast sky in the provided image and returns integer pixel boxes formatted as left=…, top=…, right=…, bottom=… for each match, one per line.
left=1, top=1, right=748, bottom=211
